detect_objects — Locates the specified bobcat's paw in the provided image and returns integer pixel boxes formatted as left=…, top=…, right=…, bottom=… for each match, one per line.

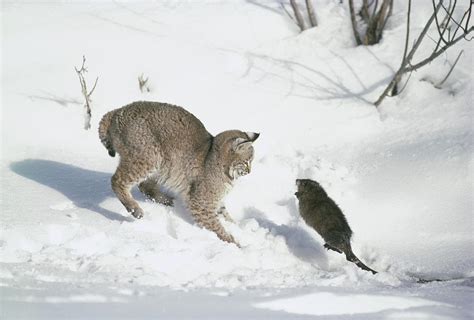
left=220, top=234, right=241, bottom=248
left=131, top=208, right=144, bottom=219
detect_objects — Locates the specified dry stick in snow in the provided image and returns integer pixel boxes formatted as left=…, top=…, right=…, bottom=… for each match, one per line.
left=374, top=0, right=438, bottom=106
left=290, top=0, right=306, bottom=31
left=371, top=0, right=393, bottom=45
left=374, top=0, right=473, bottom=107
left=306, top=0, right=317, bottom=27
left=138, top=73, right=151, bottom=93
left=75, top=55, right=98, bottom=130
left=280, top=2, right=296, bottom=24
left=349, top=0, right=362, bottom=45
left=435, top=50, right=463, bottom=88
left=352, top=0, right=393, bottom=45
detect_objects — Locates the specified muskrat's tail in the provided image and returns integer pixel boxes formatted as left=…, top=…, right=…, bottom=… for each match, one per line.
left=98, top=110, right=116, bottom=157
left=345, top=248, right=378, bottom=275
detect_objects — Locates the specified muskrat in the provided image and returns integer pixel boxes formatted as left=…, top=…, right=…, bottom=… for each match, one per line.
left=295, top=179, right=377, bottom=274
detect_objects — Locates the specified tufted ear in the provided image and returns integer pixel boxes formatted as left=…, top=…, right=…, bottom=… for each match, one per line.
left=246, top=132, right=260, bottom=142
left=232, top=137, right=253, bottom=152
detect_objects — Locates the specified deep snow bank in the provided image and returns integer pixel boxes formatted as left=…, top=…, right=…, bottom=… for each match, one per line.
left=1, top=0, right=473, bottom=318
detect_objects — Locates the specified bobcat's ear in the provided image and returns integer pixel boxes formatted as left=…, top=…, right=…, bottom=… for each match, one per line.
left=232, top=137, right=252, bottom=152
left=246, top=132, right=260, bottom=142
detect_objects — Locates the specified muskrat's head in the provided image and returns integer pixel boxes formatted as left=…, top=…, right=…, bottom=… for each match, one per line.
left=295, top=179, right=326, bottom=198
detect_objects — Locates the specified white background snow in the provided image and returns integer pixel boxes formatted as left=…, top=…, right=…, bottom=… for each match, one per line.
left=1, top=0, right=473, bottom=319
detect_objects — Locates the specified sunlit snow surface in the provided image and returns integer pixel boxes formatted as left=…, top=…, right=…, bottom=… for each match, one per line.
left=1, top=0, right=473, bottom=319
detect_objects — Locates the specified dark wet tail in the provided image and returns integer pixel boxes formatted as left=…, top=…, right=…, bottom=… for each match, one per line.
left=345, top=250, right=378, bottom=275
left=98, top=110, right=116, bottom=157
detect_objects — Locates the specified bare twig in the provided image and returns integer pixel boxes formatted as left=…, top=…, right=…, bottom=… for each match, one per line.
left=433, top=0, right=449, bottom=45
left=282, top=0, right=320, bottom=32
left=374, top=0, right=472, bottom=107
left=360, top=0, right=370, bottom=23
left=138, top=73, right=151, bottom=93
left=351, top=0, right=393, bottom=45
left=373, top=0, right=392, bottom=43
left=374, top=0, right=414, bottom=106
left=290, top=0, right=306, bottom=31
left=401, top=0, right=411, bottom=62
left=435, top=50, right=463, bottom=88
left=464, top=3, right=472, bottom=30
left=372, top=0, right=379, bottom=17
left=74, top=55, right=98, bottom=130
left=404, top=26, right=473, bottom=72
left=378, top=0, right=393, bottom=38
left=280, top=2, right=296, bottom=23
left=375, top=0, right=440, bottom=106
left=349, top=0, right=362, bottom=45
left=390, top=0, right=411, bottom=95
left=396, top=69, right=413, bottom=95
left=306, top=0, right=317, bottom=27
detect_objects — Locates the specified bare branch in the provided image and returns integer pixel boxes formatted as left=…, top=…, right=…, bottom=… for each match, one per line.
left=138, top=73, right=151, bottom=93
left=440, top=0, right=452, bottom=27
left=464, top=2, right=472, bottom=30
left=360, top=0, right=370, bottom=23
left=396, top=69, right=413, bottom=95
left=306, top=0, right=317, bottom=27
left=88, top=76, right=99, bottom=97
left=75, top=55, right=87, bottom=74
left=290, top=0, right=306, bottom=31
left=378, top=0, right=393, bottom=39
left=433, top=0, right=449, bottom=45
left=349, top=0, right=362, bottom=45
left=354, top=0, right=393, bottom=45
left=404, top=26, right=473, bottom=72
left=435, top=50, right=463, bottom=88
left=441, top=0, right=462, bottom=41
left=401, top=0, right=411, bottom=62
left=372, top=0, right=379, bottom=18
left=404, top=2, right=442, bottom=65
left=74, top=55, right=98, bottom=130
left=280, top=2, right=296, bottom=23
left=375, top=0, right=472, bottom=107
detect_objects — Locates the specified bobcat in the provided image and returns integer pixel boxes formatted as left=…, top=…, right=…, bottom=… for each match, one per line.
left=295, top=179, right=377, bottom=274
left=99, top=101, right=259, bottom=246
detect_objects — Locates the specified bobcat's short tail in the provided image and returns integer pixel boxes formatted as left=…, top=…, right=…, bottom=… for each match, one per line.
left=98, top=110, right=116, bottom=157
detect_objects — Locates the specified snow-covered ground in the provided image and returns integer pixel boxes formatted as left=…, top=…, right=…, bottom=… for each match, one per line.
left=1, top=1, right=473, bottom=318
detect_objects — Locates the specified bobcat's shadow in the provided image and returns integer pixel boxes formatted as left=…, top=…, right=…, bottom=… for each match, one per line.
left=10, top=159, right=129, bottom=222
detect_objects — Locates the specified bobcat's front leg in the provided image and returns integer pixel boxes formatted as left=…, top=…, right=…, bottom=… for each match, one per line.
left=188, top=197, right=239, bottom=247
left=217, top=206, right=235, bottom=223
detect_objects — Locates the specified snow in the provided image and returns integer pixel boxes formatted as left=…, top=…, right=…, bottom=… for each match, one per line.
left=1, top=0, right=473, bottom=319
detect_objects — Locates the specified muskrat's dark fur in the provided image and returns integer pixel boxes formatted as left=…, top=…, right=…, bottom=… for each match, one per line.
left=295, top=179, right=377, bottom=274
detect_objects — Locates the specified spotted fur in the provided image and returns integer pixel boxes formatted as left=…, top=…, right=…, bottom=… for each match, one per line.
left=99, top=101, right=259, bottom=246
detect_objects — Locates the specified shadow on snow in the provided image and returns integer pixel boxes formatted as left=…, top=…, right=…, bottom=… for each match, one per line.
left=10, top=159, right=129, bottom=222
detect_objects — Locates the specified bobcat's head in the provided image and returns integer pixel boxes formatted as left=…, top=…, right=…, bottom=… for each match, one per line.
left=214, top=130, right=260, bottom=181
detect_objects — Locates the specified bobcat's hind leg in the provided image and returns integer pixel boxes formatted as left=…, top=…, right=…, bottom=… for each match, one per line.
left=138, top=178, right=174, bottom=206
left=112, top=159, right=151, bottom=219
